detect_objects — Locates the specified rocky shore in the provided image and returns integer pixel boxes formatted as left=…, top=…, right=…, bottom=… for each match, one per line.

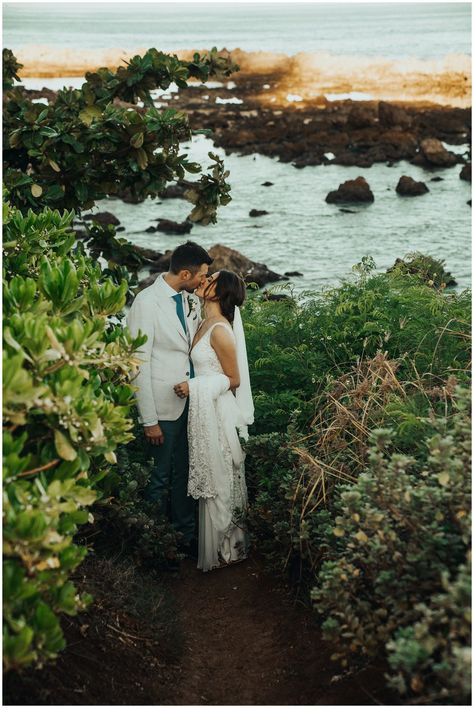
left=23, top=61, right=471, bottom=174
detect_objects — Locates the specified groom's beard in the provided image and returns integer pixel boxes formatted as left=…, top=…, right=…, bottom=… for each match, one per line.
left=182, top=286, right=198, bottom=293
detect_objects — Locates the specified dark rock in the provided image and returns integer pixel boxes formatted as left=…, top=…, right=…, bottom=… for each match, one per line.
left=339, top=208, right=356, bottom=213
left=387, top=255, right=457, bottom=288
left=116, top=226, right=125, bottom=232
left=115, top=186, right=145, bottom=204
left=326, top=176, right=374, bottom=203
left=249, top=209, right=269, bottom=217
left=460, top=163, right=471, bottom=181
left=378, top=102, right=412, bottom=129
left=145, top=226, right=157, bottom=233
left=468, top=200, right=472, bottom=207
left=207, top=244, right=287, bottom=288
left=261, top=181, right=274, bottom=186
left=284, top=271, right=303, bottom=277
left=430, top=176, right=444, bottom=182
left=82, top=211, right=120, bottom=226
left=395, top=176, right=429, bottom=196
left=419, top=138, right=458, bottom=167
left=347, top=105, right=378, bottom=129
left=137, top=273, right=160, bottom=291
left=158, top=180, right=197, bottom=199
left=133, top=244, right=164, bottom=261
left=262, top=291, right=289, bottom=301
left=156, top=219, right=193, bottom=235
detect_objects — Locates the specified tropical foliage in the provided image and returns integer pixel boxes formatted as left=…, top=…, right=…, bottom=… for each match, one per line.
left=243, top=262, right=471, bottom=704
left=3, top=45, right=237, bottom=672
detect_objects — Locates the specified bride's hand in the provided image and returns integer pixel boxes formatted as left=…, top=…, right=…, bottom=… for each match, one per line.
left=174, top=381, right=189, bottom=398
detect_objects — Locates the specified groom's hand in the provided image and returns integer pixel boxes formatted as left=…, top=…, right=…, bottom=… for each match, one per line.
left=144, top=424, right=164, bottom=446
left=173, top=381, right=189, bottom=399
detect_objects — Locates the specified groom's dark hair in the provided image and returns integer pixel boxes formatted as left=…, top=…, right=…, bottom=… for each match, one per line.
left=170, top=241, right=213, bottom=274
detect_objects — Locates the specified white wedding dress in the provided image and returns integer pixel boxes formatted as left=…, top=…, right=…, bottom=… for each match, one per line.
left=187, top=321, right=250, bottom=572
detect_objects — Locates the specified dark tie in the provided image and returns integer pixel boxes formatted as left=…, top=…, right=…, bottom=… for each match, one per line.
left=172, top=293, right=194, bottom=379
left=172, top=292, right=186, bottom=333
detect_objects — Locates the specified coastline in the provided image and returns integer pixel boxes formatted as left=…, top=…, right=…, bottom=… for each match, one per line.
left=11, top=45, right=472, bottom=108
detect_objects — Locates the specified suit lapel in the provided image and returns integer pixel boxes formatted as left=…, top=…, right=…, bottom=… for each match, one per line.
left=153, top=275, right=188, bottom=346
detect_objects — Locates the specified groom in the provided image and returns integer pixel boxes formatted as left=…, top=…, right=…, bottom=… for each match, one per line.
left=126, top=241, right=213, bottom=557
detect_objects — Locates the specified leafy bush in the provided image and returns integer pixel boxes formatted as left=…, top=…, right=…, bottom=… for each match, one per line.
left=2, top=197, right=144, bottom=670
left=311, top=386, right=470, bottom=703
left=3, top=48, right=236, bottom=225
left=243, top=264, right=471, bottom=703
left=387, top=560, right=471, bottom=704
left=91, top=411, right=181, bottom=566
left=245, top=257, right=470, bottom=437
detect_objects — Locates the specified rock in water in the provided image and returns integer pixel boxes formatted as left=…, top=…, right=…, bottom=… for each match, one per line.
left=156, top=219, right=193, bottom=235
left=82, top=211, right=120, bottom=226
left=208, top=244, right=288, bottom=287
left=460, top=163, right=471, bottom=182
left=249, top=209, right=269, bottom=217
left=419, top=138, right=458, bottom=167
left=395, top=176, right=429, bottom=196
left=158, top=180, right=197, bottom=199
left=378, top=102, right=412, bottom=129
left=325, top=176, right=374, bottom=203
left=261, top=181, right=274, bottom=186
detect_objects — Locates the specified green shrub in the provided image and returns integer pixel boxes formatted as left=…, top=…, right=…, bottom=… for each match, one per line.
left=2, top=198, right=143, bottom=670
left=387, top=560, right=471, bottom=704
left=311, top=386, right=470, bottom=702
left=91, top=412, right=181, bottom=566
left=244, top=258, right=470, bottom=437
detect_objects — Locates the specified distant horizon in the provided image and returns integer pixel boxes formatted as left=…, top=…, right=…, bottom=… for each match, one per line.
left=3, top=2, right=471, bottom=59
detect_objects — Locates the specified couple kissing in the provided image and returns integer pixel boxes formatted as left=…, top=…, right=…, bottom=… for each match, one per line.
left=126, top=241, right=254, bottom=572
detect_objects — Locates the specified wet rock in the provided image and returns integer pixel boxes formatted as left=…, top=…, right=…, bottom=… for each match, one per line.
left=145, top=226, right=157, bottom=233
left=156, top=219, right=193, bottom=235
left=460, top=163, right=471, bottom=181
left=339, top=208, right=356, bottom=213
left=387, top=255, right=457, bottom=288
left=419, top=138, right=458, bottom=167
left=116, top=226, right=125, bottom=232
left=158, top=180, right=197, bottom=199
left=284, top=271, right=303, bottom=277
left=133, top=245, right=164, bottom=261
left=430, top=176, right=444, bottom=182
left=249, top=209, right=269, bottom=217
left=207, top=244, right=288, bottom=288
left=325, top=176, right=374, bottom=203
left=261, top=181, right=274, bottom=186
left=468, top=200, right=472, bottom=207
left=82, top=211, right=120, bottom=226
left=262, top=291, right=289, bottom=301
left=395, top=176, right=429, bottom=196
left=378, top=102, right=412, bottom=129
left=347, top=105, right=378, bottom=129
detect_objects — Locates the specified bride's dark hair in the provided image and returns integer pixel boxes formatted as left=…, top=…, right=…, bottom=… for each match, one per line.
left=212, top=270, right=246, bottom=324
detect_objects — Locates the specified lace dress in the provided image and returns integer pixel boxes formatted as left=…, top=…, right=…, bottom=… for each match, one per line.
left=188, top=322, right=249, bottom=572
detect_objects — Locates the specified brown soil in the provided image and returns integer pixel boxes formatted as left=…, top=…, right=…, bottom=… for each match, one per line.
left=3, top=550, right=397, bottom=706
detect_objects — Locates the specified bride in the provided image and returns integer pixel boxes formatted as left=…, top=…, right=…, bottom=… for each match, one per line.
left=173, top=270, right=254, bottom=572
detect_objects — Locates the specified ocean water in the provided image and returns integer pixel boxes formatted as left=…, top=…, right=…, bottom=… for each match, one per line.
left=3, top=2, right=471, bottom=59
left=3, top=3, right=471, bottom=290
left=87, top=134, right=471, bottom=292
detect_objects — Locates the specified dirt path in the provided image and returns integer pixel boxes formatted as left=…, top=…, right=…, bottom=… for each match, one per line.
left=4, top=551, right=396, bottom=706
left=159, top=552, right=394, bottom=706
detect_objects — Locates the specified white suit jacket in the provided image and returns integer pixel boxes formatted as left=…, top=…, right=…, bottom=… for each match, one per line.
left=126, top=273, right=201, bottom=424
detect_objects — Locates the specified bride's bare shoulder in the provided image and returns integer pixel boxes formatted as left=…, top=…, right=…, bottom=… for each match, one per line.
left=210, top=321, right=235, bottom=345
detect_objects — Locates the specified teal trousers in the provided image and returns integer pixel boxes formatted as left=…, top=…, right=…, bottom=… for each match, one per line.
left=145, top=402, right=196, bottom=544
